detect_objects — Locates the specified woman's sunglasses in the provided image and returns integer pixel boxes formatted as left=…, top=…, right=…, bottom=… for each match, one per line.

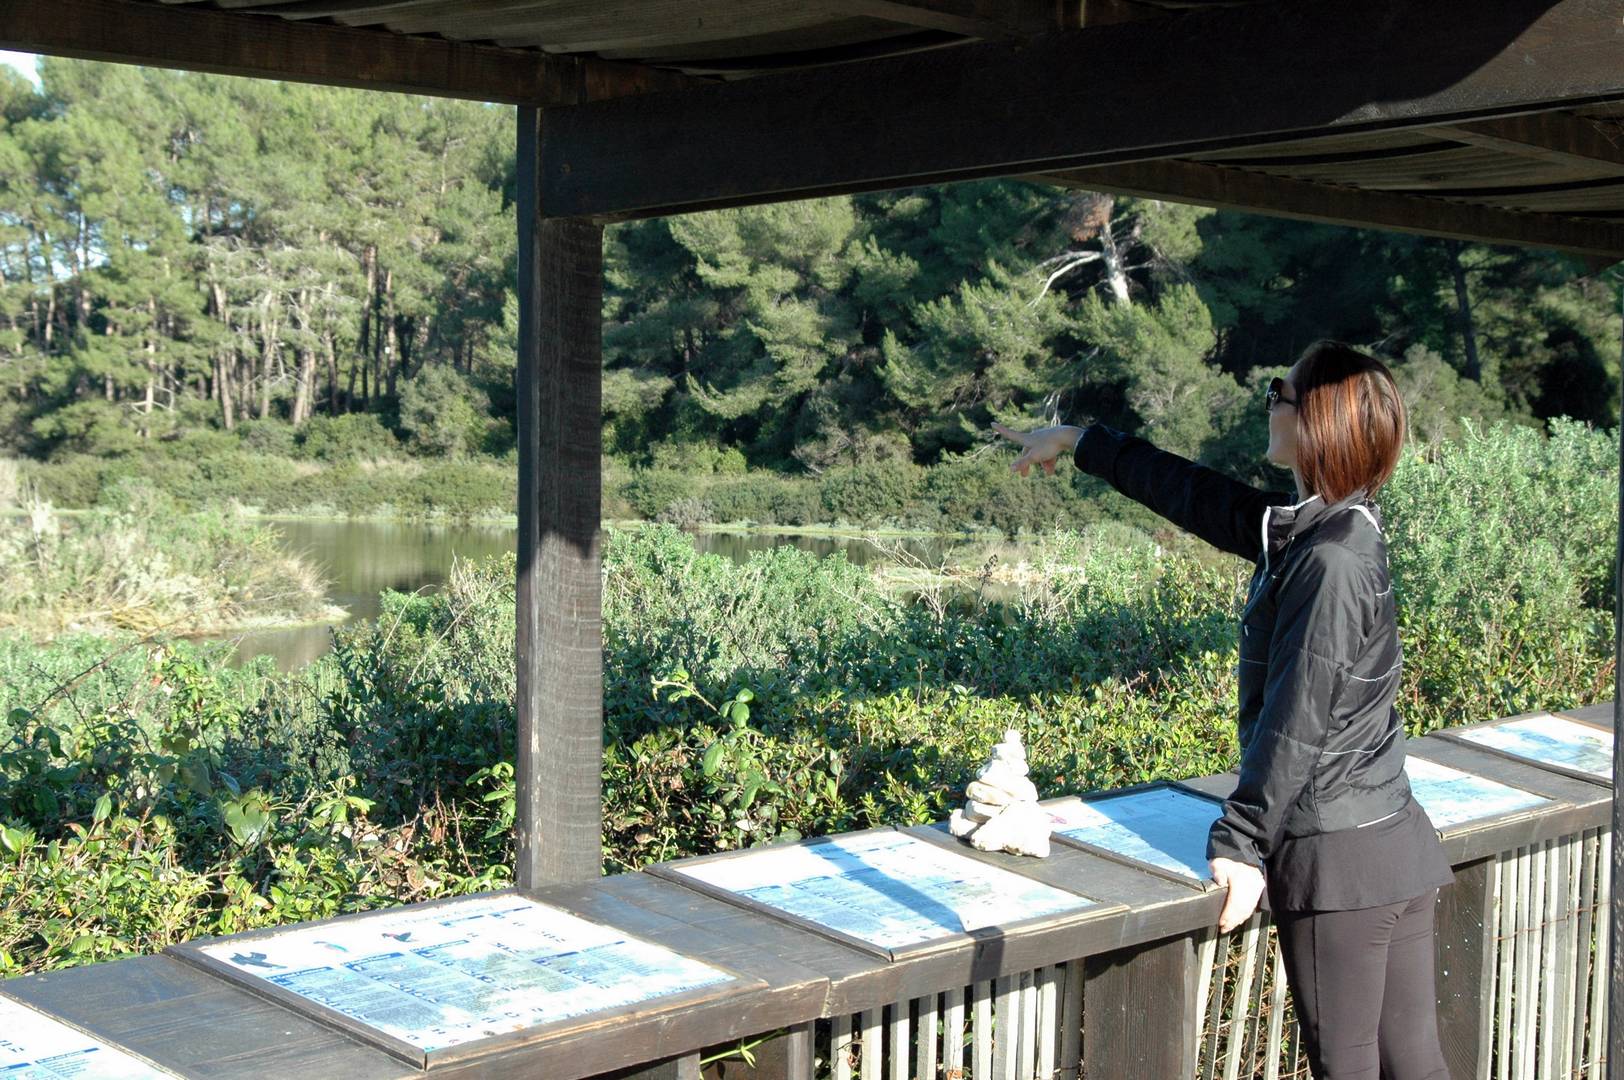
left=1265, top=377, right=1298, bottom=412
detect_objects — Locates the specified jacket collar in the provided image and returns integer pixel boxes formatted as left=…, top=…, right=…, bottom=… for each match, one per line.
left=1260, top=487, right=1379, bottom=565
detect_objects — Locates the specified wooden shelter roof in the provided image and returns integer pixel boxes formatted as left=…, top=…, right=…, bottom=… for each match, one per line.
left=10, top=0, right=1624, bottom=258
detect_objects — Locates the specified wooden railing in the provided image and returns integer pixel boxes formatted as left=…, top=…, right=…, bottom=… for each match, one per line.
left=0, top=703, right=1611, bottom=1080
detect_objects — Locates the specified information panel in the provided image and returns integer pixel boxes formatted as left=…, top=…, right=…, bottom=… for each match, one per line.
left=666, top=831, right=1099, bottom=956
left=1044, top=786, right=1221, bottom=880
left=1449, top=714, right=1613, bottom=781
left=1403, top=756, right=1550, bottom=830
left=0, top=995, right=178, bottom=1079
left=194, top=895, right=734, bottom=1056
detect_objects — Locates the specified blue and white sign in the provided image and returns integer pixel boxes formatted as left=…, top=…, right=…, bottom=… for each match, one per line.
left=1045, top=786, right=1221, bottom=880
left=1404, top=756, right=1550, bottom=829
left=1451, top=714, right=1613, bottom=780
left=201, top=896, right=733, bottom=1053
left=671, top=831, right=1098, bottom=951
left=0, top=996, right=178, bottom=1078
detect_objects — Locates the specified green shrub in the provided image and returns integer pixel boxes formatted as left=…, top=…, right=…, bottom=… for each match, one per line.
left=296, top=413, right=401, bottom=462
left=398, top=367, right=485, bottom=457
left=622, top=469, right=694, bottom=519
left=236, top=419, right=300, bottom=458
left=703, top=474, right=819, bottom=525
left=819, top=460, right=924, bottom=526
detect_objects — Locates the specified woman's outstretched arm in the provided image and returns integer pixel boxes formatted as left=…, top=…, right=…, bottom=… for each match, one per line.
left=1072, top=424, right=1292, bottom=562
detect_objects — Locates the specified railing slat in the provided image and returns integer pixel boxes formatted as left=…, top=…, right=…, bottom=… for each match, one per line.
left=1482, top=853, right=1502, bottom=1080
left=861, top=1008, right=883, bottom=1080
left=974, top=979, right=995, bottom=1080
left=888, top=1001, right=910, bottom=1080
left=1497, top=850, right=1519, bottom=1080
left=993, top=974, right=1018, bottom=1080
left=917, top=995, right=939, bottom=1080
left=833, top=1013, right=854, bottom=1080
left=1017, top=970, right=1038, bottom=1080
left=1059, top=962, right=1082, bottom=1080
left=1200, top=926, right=1231, bottom=1080
left=1556, top=836, right=1582, bottom=1080
left=1222, top=914, right=1264, bottom=1080
left=1512, top=846, right=1533, bottom=1080
left=943, top=988, right=965, bottom=1080
left=1585, top=828, right=1611, bottom=1079
left=1528, top=842, right=1548, bottom=1080
left=1263, top=937, right=1288, bottom=1080
left=1036, top=965, right=1057, bottom=1080
left=1242, top=926, right=1270, bottom=1074
left=1570, top=832, right=1597, bottom=1078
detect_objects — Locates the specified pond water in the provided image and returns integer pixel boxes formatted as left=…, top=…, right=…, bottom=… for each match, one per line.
left=217, top=519, right=966, bottom=670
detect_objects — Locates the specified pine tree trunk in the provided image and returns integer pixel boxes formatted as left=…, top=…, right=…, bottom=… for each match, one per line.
left=360, top=244, right=376, bottom=363
left=1447, top=240, right=1481, bottom=382
left=216, top=353, right=235, bottom=431
left=325, top=330, right=339, bottom=415
left=1097, top=197, right=1132, bottom=306
left=292, top=347, right=315, bottom=426
left=142, top=297, right=157, bottom=437
left=383, top=269, right=399, bottom=399
left=258, top=296, right=278, bottom=421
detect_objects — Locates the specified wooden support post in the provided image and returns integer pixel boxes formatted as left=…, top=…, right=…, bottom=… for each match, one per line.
left=515, top=104, right=605, bottom=889
left=1434, top=857, right=1496, bottom=1080
left=1082, top=933, right=1200, bottom=1080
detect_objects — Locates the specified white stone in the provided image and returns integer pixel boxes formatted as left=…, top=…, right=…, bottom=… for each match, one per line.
left=949, top=729, right=1050, bottom=858
left=967, top=801, right=1051, bottom=858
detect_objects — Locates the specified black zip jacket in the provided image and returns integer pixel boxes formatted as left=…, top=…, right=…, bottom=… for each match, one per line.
left=1073, top=425, right=1413, bottom=868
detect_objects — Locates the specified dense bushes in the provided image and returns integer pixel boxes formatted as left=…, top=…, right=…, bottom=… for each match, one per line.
left=0, top=484, right=338, bottom=637
left=0, top=421, right=1615, bottom=976
left=21, top=449, right=515, bottom=520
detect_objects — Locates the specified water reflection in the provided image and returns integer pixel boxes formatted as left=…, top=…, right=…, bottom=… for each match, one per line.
left=217, top=521, right=971, bottom=670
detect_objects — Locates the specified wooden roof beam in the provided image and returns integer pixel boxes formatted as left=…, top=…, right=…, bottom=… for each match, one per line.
left=1420, top=112, right=1624, bottom=174
left=534, top=0, right=1624, bottom=219
left=2, top=0, right=694, bottom=105
left=1032, top=158, right=1624, bottom=258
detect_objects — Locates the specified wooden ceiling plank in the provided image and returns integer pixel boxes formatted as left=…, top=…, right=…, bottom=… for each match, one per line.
left=1421, top=112, right=1624, bottom=174
left=821, top=0, right=1056, bottom=39
left=1194, top=141, right=1464, bottom=168
left=1236, top=151, right=1617, bottom=190
left=224, top=0, right=469, bottom=22
left=534, top=0, right=1624, bottom=219
left=1034, top=159, right=1624, bottom=257
left=603, top=27, right=958, bottom=74
left=2, top=0, right=694, bottom=104
left=488, top=13, right=853, bottom=56
left=389, top=0, right=826, bottom=39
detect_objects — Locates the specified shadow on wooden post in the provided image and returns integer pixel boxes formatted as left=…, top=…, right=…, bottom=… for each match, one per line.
left=515, top=103, right=606, bottom=890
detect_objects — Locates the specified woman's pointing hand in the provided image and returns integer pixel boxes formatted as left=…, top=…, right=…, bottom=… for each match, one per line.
left=992, top=423, right=1086, bottom=478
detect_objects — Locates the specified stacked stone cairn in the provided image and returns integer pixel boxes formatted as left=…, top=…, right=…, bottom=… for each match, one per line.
left=948, top=729, right=1051, bottom=858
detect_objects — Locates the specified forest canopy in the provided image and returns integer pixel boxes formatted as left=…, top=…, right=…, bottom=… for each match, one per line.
left=0, top=59, right=1619, bottom=494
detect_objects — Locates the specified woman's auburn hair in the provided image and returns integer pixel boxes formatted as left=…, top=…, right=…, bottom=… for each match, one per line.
left=1292, top=340, right=1406, bottom=503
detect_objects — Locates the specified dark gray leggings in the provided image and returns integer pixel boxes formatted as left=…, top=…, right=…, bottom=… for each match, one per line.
left=1273, top=889, right=1452, bottom=1080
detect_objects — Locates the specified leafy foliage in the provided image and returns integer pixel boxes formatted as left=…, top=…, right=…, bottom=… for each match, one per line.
left=0, top=423, right=1612, bottom=976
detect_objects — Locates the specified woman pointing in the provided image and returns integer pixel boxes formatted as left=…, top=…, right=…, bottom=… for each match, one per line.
left=995, top=341, right=1453, bottom=1080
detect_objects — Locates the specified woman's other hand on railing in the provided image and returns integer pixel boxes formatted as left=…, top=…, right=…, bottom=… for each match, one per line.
left=992, top=423, right=1087, bottom=477
left=1210, top=856, right=1265, bottom=933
